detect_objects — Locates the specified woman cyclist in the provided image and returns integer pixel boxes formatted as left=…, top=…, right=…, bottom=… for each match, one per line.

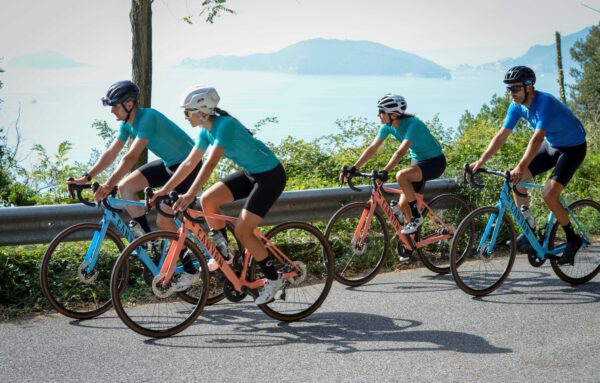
left=340, top=93, right=446, bottom=241
left=470, top=66, right=587, bottom=265
left=67, top=80, right=202, bottom=290
left=150, top=86, right=287, bottom=305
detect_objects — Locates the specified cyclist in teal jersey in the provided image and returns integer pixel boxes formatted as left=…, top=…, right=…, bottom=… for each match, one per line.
left=340, top=93, right=446, bottom=238
left=151, top=86, right=287, bottom=304
left=67, top=81, right=201, bottom=289
left=469, top=66, right=588, bottom=265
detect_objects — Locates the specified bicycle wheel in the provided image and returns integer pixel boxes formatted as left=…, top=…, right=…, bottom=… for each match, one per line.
left=111, top=231, right=209, bottom=338
left=416, top=194, right=471, bottom=274
left=450, top=206, right=517, bottom=296
left=40, top=223, right=127, bottom=319
left=253, top=222, right=334, bottom=321
left=549, top=199, right=600, bottom=284
left=325, top=202, right=389, bottom=286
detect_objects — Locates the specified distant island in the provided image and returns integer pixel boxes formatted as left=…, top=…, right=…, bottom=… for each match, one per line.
left=9, top=51, right=88, bottom=69
left=470, top=27, right=591, bottom=73
left=178, top=38, right=451, bottom=79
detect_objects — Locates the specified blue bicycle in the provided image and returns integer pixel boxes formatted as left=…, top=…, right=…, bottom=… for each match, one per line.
left=40, top=182, right=235, bottom=319
left=449, top=165, right=600, bottom=296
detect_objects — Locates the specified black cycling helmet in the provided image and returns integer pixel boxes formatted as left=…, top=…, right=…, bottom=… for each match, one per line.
left=504, top=66, right=536, bottom=86
left=102, top=80, right=140, bottom=106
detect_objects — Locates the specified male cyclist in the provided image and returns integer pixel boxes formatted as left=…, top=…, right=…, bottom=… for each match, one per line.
left=470, top=66, right=587, bottom=265
left=68, top=80, right=201, bottom=289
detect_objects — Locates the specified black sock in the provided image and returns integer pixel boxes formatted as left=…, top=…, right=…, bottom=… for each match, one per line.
left=258, top=258, right=278, bottom=280
left=179, top=249, right=197, bottom=274
left=408, top=200, right=420, bottom=219
left=133, top=215, right=152, bottom=233
left=562, top=223, right=578, bottom=243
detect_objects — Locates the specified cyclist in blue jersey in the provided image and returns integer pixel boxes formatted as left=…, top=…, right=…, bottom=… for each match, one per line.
left=150, top=86, right=287, bottom=304
left=340, top=93, right=446, bottom=240
left=67, top=81, right=202, bottom=289
left=470, top=66, right=587, bottom=265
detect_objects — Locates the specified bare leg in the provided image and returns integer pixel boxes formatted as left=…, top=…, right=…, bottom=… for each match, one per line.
left=200, top=181, right=235, bottom=230
left=234, top=209, right=268, bottom=261
left=512, top=168, right=533, bottom=208
left=118, top=170, right=148, bottom=218
left=543, top=180, right=569, bottom=225
left=396, top=166, right=423, bottom=204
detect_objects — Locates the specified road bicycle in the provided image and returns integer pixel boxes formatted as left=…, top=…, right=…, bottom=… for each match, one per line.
left=449, top=165, right=600, bottom=296
left=40, top=182, right=236, bottom=319
left=109, top=189, right=334, bottom=338
left=325, top=170, right=471, bottom=286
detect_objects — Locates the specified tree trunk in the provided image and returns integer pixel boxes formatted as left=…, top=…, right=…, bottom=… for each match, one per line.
left=555, top=31, right=567, bottom=103
left=130, top=0, right=152, bottom=168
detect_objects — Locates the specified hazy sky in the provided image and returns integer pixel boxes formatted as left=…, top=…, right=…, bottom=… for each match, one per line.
left=1, top=0, right=598, bottom=68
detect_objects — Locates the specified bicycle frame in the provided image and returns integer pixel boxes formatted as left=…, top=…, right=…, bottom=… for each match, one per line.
left=156, top=209, right=302, bottom=292
left=354, top=182, right=452, bottom=251
left=479, top=180, right=588, bottom=260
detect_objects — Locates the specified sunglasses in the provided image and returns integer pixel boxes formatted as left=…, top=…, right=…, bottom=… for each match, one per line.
left=378, top=109, right=386, bottom=115
left=101, top=97, right=111, bottom=106
left=506, top=85, right=524, bottom=94
left=184, top=108, right=200, bottom=118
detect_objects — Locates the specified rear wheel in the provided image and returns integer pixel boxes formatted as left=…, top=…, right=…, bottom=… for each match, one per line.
left=40, top=223, right=127, bottom=319
left=253, top=222, right=334, bottom=321
left=325, top=202, right=389, bottom=286
left=549, top=199, right=600, bottom=284
left=416, top=194, right=471, bottom=274
left=450, top=206, right=516, bottom=296
left=110, top=231, right=208, bottom=338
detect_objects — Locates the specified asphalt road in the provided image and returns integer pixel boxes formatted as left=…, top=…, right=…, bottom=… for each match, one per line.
left=1, top=255, right=599, bottom=383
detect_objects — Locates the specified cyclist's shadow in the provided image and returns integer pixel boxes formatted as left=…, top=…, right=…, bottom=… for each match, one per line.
left=145, top=304, right=511, bottom=355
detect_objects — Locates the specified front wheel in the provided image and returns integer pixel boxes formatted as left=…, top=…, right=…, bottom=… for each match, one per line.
left=110, top=231, right=209, bottom=338
left=252, top=222, right=334, bottom=322
left=40, top=223, right=127, bottom=319
left=324, top=202, right=389, bottom=286
left=549, top=199, right=600, bottom=284
left=450, top=206, right=516, bottom=296
left=416, top=194, right=471, bottom=274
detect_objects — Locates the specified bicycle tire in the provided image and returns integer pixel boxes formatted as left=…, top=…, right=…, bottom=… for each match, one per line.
left=450, top=206, right=517, bottom=296
left=40, top=223, right=127, bottom=319
left=253, top=222, right=334, bottom=321
left=110, top=231, right=209, bottom=338
left=549, top=199, right=600, bottom=284
left=416, top=194, right=471, bottom=274
left=324, top=202, right=389, bottom=286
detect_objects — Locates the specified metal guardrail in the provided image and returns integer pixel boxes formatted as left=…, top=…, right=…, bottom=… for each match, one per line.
left=0, top=179, right=458, bottom=246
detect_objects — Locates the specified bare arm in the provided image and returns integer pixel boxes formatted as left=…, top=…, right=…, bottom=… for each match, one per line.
left=354, top=138, right=384, bottom=169
left=383, top=139, right=411, bottom=173
left=156, top=147, right=205, bottom=196
left=88, top=139, right=126, bottom=178
left=517, top=129, right=545, bottom=170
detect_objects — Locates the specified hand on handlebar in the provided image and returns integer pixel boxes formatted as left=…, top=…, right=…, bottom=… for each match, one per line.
left=93, top=183, right=114, bottom=203
left=339, top=165, right=357, bottom=184
left=172, top=192, right=195, bottom=212
left=148, top=188, right=168, bottom=207
left=375, top=170, right=389, bottom=182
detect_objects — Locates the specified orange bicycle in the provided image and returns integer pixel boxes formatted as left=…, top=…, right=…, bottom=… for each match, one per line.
left=325, top=170, right=471, bottom=286
left=110, top=189, right=334, bottom=338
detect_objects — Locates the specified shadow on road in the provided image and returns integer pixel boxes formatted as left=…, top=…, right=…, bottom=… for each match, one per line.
left=143, top=306, right=512, bottom=355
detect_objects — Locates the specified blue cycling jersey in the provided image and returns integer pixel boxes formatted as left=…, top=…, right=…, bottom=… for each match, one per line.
left=195, top=115, right=280, bottom=174
left=117, top=108, right=194, bottom=167
left=376, top=116, right=443, bottom=161
left=503, top=91, right=586, bottom=147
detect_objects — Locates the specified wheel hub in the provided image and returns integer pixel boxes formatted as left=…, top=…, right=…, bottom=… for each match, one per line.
left=77, top=263, right=99, bottom=284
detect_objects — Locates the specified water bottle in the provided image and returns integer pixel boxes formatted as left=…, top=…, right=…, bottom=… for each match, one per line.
left=209, top=229, right=231, bottom=260
left=129, top=220, right=146, bottom=238
left=390, top=200, right=405, bottom=224
left=520, top=205, right=537, bottom=230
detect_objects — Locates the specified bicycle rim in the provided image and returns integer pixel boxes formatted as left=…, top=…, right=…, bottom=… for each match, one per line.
left=255, top=222, right=334, bottom=321
left=325, top=202, right=389, bottom=286
left=40, top=223, right=126, bottom=319
left=450, top=206, right=516, bottom=296
left=111, top=231, right=209, bottom=338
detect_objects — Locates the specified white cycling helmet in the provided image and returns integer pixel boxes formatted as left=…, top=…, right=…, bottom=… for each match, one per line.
left=377, top=93, right=407, bottom=115
left=180, top=86, right=220, bottom=115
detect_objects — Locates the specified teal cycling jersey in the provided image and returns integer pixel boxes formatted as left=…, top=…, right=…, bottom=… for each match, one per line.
left=503, top=91, right=586, bottom=147
left=195, top=115, right=280, bottom=174
left=376, top=116, right=443, bottom=161
left=117, top=108, right=194, bottom=167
